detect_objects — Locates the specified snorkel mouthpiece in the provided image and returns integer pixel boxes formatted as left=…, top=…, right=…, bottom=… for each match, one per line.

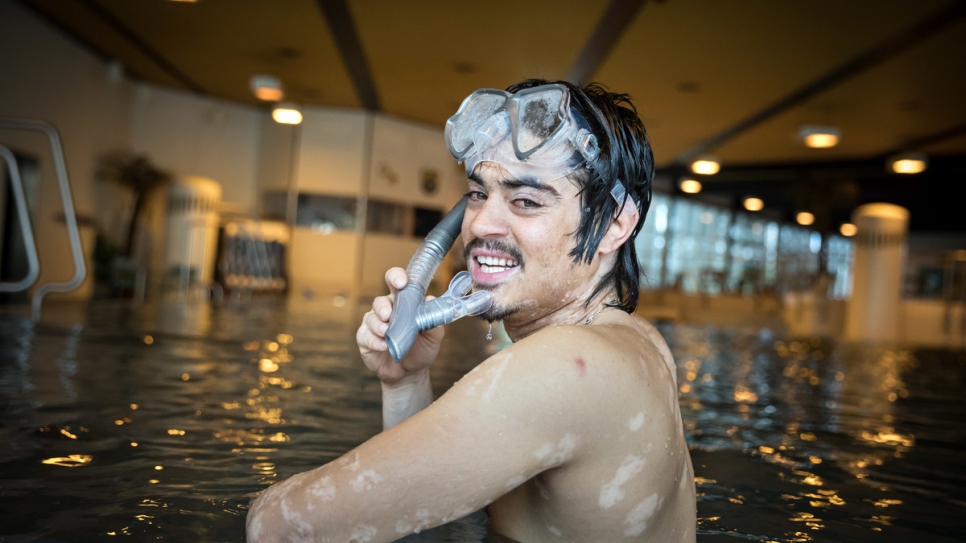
left=385, top=197, right=493, bottom=362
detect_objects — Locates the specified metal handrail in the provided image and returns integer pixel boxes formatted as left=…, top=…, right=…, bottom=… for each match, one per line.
left=0, top=145, right=40, bottom=292
left=0, top=117, right=86, bottom=318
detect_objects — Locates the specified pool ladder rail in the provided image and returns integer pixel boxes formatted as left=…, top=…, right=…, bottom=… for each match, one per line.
left=0, top=117, right=87, bottom=319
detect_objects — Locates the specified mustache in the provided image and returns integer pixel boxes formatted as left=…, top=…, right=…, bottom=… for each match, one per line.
left=463, top=239, right=525, bottom=267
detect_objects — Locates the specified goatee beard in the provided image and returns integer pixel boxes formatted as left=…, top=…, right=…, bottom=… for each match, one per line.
left=478, top=303, right=519, bottom=323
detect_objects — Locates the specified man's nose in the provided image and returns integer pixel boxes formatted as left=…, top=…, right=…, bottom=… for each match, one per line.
left=465, top=197, right=509, bottom=240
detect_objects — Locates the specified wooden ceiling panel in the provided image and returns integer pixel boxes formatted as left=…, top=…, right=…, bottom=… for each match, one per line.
left=23, top=0, right=186, bottom=89
left=596, top=0, right=956, bottom=166
left=351, top=0, right=610, bottom=126
left=41, top=0, right=360, bottom=108
left=715, top=20, right=966, bottom=164
left=922, top=133, right=966, bottom=156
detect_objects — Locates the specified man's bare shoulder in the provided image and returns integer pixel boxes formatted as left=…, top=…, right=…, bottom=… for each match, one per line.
left=506, top=313, right=674, bottom=381
left=444, top=314, right=676, bottom=426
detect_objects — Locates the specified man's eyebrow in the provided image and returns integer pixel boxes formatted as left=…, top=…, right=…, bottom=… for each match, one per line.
left=499, top=177, right=559, bottom=196
left=468, top=172, right=561, bottom=197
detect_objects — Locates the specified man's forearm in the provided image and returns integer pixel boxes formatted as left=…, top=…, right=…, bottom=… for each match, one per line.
left=381, top=369, right=433, bottom=429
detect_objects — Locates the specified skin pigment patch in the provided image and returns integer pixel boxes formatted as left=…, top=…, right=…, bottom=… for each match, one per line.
left=279, top=499, right=315, bottom=541
left=599, top=455, right=646, bottom=509
left=307, top=476, right=336, bottom=502
left=534, top=433, right=577, bottom=467
left=628, top=412, right=646, bottom=431
left=350, top=469, right=382, bottom=492
left=349, top=524, right=378, bottom=543
left=624, top=494, right=661, bottom=536
left=482, top=353, right=512, bottom=402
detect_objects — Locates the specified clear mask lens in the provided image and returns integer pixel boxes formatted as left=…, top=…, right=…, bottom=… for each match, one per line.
left=445, top=84, right=599, bottom=182
left=447, top=91, right=506, bottom=156
left=513, top=87, right=566, bottom=156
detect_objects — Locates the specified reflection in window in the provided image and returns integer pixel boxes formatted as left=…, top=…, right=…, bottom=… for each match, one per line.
left=826, top=235, right=854, bottom=299
left=634, top=193, right=854, bottom=297
left=366, top=200, right=406, bottom=235
left=636, top=194, right=670, bottom=289
left=295, top=194, right=357, bottom=233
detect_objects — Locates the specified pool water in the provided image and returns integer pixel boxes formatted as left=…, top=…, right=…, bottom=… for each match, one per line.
left=0, top=298, right=964, bottom=542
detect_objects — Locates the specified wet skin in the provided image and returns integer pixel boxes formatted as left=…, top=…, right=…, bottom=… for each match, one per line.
left=246, top=163, right=696, bottom=543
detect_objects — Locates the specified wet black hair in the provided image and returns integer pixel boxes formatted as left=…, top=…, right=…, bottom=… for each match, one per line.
left=505, top=79, right=654, bottom=313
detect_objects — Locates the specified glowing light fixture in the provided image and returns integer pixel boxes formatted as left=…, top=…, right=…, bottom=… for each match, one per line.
left=251, top=75, right=284, bottom=102
left=798, top=125, right=840, bottom=149
left=678, top=178, right=702, bottom=194
left=272, top=103, right=302, bottom=125
left=743, top=197, right=764, bottom=212
left=840, top=223, right=857, bottom=237
left=796, top=211, right=815, bottom=226
left=888, top=152, right=928, bottom=174
left=691, top=157, right=720, bottom=175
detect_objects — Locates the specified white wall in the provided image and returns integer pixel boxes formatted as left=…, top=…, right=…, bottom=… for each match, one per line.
left=1, top=0, right=133, bottom=300
left=281, top=108, right=466, bottom=298
left=294, top=107, right=369, bottom=196
left=130, top=83, right=262, bottom=211
left=369, top=115, right=465, bottom=207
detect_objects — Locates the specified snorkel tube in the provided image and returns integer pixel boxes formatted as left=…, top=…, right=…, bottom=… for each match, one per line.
left=385, top=196, right=493, bottom=362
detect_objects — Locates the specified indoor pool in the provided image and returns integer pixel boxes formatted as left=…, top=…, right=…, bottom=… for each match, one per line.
left=0, top=298, right=964, bottom=542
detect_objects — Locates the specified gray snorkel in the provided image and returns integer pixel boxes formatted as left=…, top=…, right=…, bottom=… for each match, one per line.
left=385, top=196, right=493, bottom=363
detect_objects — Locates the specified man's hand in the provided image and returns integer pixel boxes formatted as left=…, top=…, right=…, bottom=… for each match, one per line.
left=356, top=267, right=444, bottom=387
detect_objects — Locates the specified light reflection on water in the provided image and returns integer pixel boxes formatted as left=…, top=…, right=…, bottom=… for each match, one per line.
left=0, top=300, right=964, bottom=542
left=662, top=324, right=966, bottom=542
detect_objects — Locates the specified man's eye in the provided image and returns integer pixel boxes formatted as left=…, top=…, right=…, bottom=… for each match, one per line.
left=465, top=191, right=487, bottom=202
left=515, top=198, right=541, bottom=209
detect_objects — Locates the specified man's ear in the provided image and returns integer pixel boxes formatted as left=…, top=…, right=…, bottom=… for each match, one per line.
left=597, top=205, right=637, bottom=256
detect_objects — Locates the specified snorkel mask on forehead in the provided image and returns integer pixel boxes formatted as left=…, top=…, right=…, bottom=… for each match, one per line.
left=445, top=83, right=601, bottom=182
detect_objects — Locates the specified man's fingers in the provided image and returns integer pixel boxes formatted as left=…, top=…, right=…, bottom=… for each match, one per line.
left=372, top=296, right=393, bottom=321
left=356, top=323, right=387, bottom=353
left=363, top=309, right=388, bottom=337
left=384, top=267, right=408, bottom=295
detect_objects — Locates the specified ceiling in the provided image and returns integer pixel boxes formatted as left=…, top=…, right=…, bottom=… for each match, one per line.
left=20, top=0, right=966, bottom=234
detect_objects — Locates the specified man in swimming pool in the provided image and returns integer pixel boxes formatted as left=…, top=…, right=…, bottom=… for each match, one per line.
left=246, top=79, right=696, bottom=542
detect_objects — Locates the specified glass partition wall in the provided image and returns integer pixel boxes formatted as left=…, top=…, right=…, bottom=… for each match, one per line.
left=636, top=193, right=854, bottom=298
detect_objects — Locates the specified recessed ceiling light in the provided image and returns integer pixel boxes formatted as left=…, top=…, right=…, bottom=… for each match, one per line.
left=796, top=211, right=815, bottom=226
left=272, top=103, right=302, bottom=125
left=691, top=157, right=720, bottom=175
left=798, top=125, right=840, bottom=148
left=888, top=152, right=928, bottom=174
left=678, top=178, right=702, bottom=194
left=250, top=75, right=284, bottom=102
left=743, top=197, right=763, bottom=212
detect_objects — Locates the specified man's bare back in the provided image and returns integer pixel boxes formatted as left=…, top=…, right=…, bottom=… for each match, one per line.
left=474, top=312, right=694, bottom=542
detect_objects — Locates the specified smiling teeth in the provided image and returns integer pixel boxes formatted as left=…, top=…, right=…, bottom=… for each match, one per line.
left=477, top=255, right=518, bottom=274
